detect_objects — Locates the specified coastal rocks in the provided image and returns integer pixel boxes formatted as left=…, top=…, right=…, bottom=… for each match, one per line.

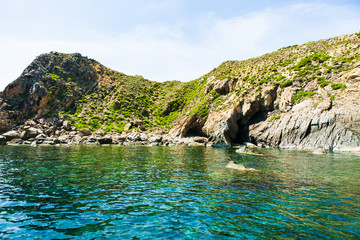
left=202, top=106, right=242, bottom=145
left=79, top=128, right=92, bottom=136
left=9, top=138, right=23, bottom=145
left=3, top=130, right=20, bottom=140
left=20, top=127, right=44, bottom=140
left=149, top=135, right=162, bottom=143
left=169, top=114, right=198, bottom=137
left=127, top=132, right=141, bottom=142
left=201, top=86, right=277, bottom=145
left=249, top=101, right=360, bottom=151
left=98, top=136, right=112, bottom=144
left=235, top=146, right=263, bottom=156
left=62, top=121, right=71, bottom=131
left=193, top=136, right=208, bottom=143
left=58, top=135, right=71, bottom=143
left=225, top=161, right=256, bottom=171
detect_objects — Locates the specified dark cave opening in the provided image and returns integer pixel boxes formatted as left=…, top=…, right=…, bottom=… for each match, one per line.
left=186, top=126, right=206, bottom=137
left=234, top=111, right=269, bottom=144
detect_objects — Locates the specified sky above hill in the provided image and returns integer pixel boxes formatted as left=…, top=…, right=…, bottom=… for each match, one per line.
left=1, top=0, right=360, bottom=91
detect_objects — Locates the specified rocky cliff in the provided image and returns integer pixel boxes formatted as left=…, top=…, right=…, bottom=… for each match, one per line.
left=169, top=33, right=360, bottom=151
left=1, top=32, right=360, bottom=151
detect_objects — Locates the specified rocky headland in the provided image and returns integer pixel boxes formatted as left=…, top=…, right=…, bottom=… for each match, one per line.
left=1, top=32, right=360, bottom=152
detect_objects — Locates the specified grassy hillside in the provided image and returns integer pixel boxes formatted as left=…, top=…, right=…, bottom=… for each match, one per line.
left=2, top=32, right=360, bottom=135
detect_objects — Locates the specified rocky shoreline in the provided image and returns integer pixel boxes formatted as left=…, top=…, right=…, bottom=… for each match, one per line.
left=0, top=118, right=215, bottom=147
left=1, top=118, right=360, bottom=154
left=1, top=34, right=359, bottom=152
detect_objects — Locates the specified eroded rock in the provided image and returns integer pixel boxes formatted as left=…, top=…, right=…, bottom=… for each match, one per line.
left=3, top=130, right=20, bottom=140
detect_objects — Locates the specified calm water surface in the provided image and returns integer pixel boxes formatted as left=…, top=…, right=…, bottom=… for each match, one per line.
left=0, top=145, right=359, bottom=239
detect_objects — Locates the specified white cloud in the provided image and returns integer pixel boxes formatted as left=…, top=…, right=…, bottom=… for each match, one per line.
left=1, top=2, right=360, bottom=92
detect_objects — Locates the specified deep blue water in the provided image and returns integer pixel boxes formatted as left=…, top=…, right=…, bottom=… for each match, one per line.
left=0, top=145, right=359, bottom=239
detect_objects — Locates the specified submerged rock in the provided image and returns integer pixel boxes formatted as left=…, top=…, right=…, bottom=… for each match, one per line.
left=235, top=146, right=263, bottom=156
left=226, top=161, right=256, bottom=171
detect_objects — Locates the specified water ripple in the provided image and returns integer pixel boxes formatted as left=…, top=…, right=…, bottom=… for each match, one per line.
left=0, top=145, right=359, bottom=239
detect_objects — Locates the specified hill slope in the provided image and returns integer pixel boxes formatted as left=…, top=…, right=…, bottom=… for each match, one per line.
left=1, top=32, right=360, bottom=150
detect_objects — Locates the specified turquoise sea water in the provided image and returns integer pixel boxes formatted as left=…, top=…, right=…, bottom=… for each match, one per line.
left=0, top=145, right=359, bottom=239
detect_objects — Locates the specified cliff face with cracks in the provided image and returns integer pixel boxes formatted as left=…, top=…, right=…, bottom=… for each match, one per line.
left=169, top=32, right=360, bottom=151
left=1, top=32, right=360, bottom=151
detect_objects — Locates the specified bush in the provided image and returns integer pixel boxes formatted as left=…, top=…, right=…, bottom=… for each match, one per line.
left=269, top=115, right=281, bottom=122
left=317, top=77, right=331, bottom=88
left=331, top=83, right=346, bottom=90
left=292, top=53, right=330, bottom=71
left=280, top=80, right=292, bottom=88
left=197, top=106, right=209, bottom=118
left=291, top=91, right=316, bottom=104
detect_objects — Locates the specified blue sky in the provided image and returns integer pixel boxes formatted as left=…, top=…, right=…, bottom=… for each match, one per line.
left=1, top=0, right=360, bottom=91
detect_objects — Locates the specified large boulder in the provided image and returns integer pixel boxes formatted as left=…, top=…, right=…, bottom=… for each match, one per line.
left=127, top=132, right=141, bottom=142
left=79, top=128, right=91, bottom=136
left=98, top=136, right=112, bottom=144
left=62, top=121, right=71, bottom=131
left=20, top=127, right=44, bottom=140
left=3, top=130, right=20, bottom=140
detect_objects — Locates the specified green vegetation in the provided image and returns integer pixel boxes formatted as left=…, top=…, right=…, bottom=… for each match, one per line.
left=269, top=115, right=281, bottom=122
left=6, top=32, right=359, bottom=135
left=291, top=91, right=316, bottom=104
left=317, top=77, right=331, bottom=88
left=280, top=80, right=292, bottom=88
left=292, top=53, right=330, bottom=71
left=331, top=83, right=346, bottom=90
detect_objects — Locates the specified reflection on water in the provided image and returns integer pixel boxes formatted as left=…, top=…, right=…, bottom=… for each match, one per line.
left=0, top=145, right=359, bottom=239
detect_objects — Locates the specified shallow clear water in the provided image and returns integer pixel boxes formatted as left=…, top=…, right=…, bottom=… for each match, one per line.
left=0, top=145, right=359, bottom=239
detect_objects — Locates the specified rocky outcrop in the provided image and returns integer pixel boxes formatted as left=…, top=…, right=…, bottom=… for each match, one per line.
left=249, top=100, right=360, bottom=151
left=0, top=97, right=15, bottom=132
left=1, top=52, right=100, bottom=130
left=1, top=33, right=360, bottom=151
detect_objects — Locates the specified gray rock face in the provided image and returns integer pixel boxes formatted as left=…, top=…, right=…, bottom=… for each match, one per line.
left=249, top=102, right=360, bottom=151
